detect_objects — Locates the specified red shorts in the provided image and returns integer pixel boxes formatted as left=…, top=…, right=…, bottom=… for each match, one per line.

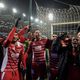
left=1, top=69, right=20, bottom=80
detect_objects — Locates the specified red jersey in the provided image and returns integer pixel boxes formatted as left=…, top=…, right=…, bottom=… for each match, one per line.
left=1, top=27, right=25, bottom=72
left=27, top=39, right=52, bottom=62
left=5, top=42, right=24, bottom=71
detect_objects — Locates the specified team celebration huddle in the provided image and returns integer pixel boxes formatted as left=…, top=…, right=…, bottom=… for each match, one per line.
left=0, top=18, right=80, bottom=80
left=0, top=0, right=80, bottom=80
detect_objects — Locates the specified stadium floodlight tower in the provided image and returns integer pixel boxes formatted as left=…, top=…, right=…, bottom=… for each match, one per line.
left=22, top=13, right=26, bottom=17
left=35, top=18, right=39, bottom=23
left=0, top=2, right=5, bottom=8
left=48, top=13, right=53, bottom=21
left=12, top=8, right=17, bottom=14
left=30, top=16, right=34, bottom=20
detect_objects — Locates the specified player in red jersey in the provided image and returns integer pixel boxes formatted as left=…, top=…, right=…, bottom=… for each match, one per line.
left=27, top=30, right=52, bottom=80
left=0, top=26, right=26, bottom=80
left=0, top=21, right=29, bottom=80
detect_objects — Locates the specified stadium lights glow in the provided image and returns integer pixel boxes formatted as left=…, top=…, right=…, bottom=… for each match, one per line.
left=52, top=21, right=80, bottom=25
left=12, top=8, right=17, bottom=13
left=22, top=13, right=26, bottom=17
left=48, top=13, right=53, bottom=21
left=40, top=20, right=43, bottom=24
left=35, top=18, right=39, bottom=22
left=30, top=16, right=34, bottom=20
left=0, top=2, right=5, bottom=8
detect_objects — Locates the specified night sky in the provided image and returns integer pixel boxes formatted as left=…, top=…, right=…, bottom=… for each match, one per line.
left=3, top=0, right=80, bottom=17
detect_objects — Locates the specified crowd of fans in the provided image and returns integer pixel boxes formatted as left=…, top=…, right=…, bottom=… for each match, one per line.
left=0, top=19, right=80, bottom=80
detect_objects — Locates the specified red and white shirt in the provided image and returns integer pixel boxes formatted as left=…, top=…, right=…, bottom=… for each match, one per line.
left=27, top=39, right=52, bottom=62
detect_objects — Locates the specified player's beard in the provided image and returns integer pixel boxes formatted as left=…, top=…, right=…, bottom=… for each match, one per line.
left=35, top=35, right=41, bottom=41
